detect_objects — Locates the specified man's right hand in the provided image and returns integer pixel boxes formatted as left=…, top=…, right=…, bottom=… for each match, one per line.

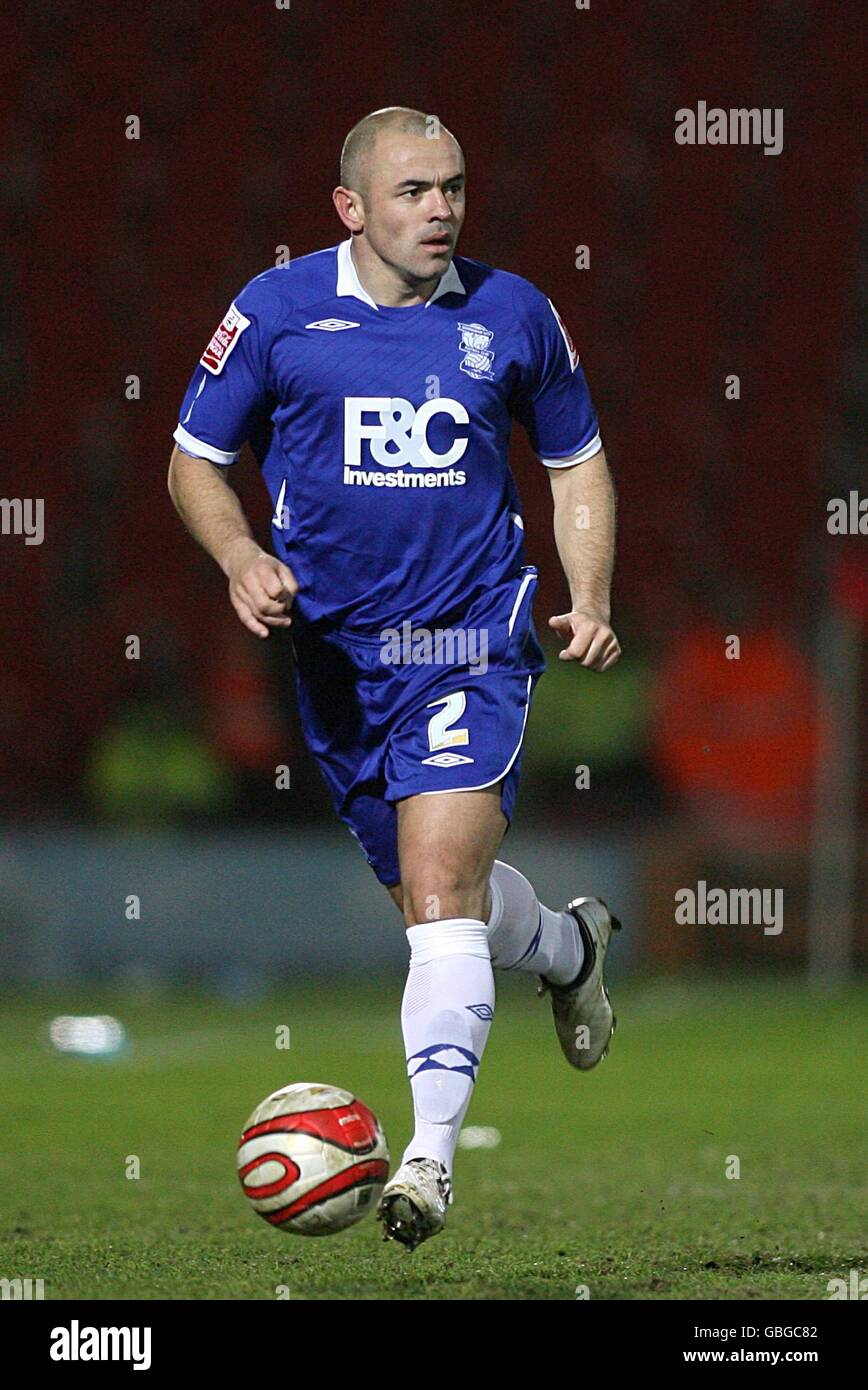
left=224, top=537, right=298, bottom=638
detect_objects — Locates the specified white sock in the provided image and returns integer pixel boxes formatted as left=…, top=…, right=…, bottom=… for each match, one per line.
left=400, top=918, right=494, bottom=1177
left=485, top=860, right=583, bottom=985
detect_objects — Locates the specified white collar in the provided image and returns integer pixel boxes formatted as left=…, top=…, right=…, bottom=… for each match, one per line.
left=336, top=235, right=465, bottom=310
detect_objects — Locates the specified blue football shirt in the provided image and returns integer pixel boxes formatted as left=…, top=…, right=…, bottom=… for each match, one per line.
left=173, top=236, right=602, bottom=634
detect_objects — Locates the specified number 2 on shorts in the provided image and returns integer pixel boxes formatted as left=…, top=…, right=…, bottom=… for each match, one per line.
left=426, top=692, right=469, bottom=751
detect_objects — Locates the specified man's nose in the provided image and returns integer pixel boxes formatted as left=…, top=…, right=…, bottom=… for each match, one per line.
left=428, top=188, right=452, bottom=219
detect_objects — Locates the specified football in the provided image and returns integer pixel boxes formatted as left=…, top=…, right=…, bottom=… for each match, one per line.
left=237, top=1082, right=390, bottom=1236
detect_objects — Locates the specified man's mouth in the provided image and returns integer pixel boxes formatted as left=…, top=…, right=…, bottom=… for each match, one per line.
left=420, top=233, right=451, bottom=248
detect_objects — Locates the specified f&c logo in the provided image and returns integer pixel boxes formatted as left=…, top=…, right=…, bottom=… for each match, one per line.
left=344, top=396, right=469, bottom=469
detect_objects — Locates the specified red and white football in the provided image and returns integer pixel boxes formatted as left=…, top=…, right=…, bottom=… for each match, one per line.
left=237, top=1082, right=389, bottom=1236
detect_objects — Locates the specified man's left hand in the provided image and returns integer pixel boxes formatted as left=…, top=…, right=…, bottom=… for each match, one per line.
left=547, top=609, right=621, bottom=671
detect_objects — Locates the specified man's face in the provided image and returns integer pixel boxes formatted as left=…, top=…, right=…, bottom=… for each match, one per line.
left=356, top=130, right=466, bottom=281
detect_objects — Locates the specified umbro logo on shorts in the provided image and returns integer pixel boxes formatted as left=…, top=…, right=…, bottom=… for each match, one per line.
left=305, top=318, right=361, bottom=331
left=421, top=752, right=475, bottom=768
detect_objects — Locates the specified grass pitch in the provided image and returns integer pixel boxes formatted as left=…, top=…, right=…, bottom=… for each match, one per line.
left=1, top=975, right=865, bottom=1300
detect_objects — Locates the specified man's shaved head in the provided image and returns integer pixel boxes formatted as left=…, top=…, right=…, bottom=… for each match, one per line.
left=333, top=106, right=466, bottom=304
left=340, top=107, right=462, bottom=198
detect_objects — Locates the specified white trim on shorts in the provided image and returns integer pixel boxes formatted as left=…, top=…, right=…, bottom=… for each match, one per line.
left=507, top=570, right=536, bottom=635
left=410, top=674, right=534, bottom=797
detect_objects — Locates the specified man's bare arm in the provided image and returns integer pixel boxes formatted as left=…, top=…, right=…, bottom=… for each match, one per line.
left=545, top=446, right=621, bottom=672
left=167, top=444, right=297, bottom=637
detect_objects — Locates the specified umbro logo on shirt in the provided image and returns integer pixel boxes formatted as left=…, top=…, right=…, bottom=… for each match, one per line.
left=305, top=318, right=361, bottom=332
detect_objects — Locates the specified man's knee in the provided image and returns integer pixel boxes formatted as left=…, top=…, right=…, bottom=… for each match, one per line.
left=400, top=865, right=492, bottom=927
left=396, top=786, right=505, bottom=926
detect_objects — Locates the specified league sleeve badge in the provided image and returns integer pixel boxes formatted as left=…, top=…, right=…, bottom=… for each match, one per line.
left=200, top=302, right=252, bottom=375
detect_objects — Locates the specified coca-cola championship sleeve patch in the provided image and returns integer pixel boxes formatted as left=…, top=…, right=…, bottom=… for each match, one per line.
left=199, top=302, right=252, bottom=375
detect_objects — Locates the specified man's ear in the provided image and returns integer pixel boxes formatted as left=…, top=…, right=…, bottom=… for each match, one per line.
left=332, top=186, right=364, bottom=233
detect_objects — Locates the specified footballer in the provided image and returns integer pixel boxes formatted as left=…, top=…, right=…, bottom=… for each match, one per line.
left=168, top=107, right=622, bottom=1252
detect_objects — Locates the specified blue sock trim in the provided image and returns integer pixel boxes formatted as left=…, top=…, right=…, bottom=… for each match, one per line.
left=507, top=907, right=543, bottom=969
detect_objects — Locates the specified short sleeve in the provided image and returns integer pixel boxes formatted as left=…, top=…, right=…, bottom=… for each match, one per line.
left=172, top=274, right=281, bottom=466
left=510, top=282, right=602, bottom=466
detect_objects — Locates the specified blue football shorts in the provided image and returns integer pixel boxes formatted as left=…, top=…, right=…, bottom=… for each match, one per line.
left=290, top=565, right=547, bottom=886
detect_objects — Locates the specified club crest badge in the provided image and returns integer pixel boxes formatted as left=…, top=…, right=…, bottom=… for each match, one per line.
left=457, top=321, right=495, bottom=380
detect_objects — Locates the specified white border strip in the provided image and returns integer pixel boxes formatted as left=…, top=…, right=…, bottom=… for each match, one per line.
left=540, top=431, right=602, bottom=468
left=173, top=424, right=239, bottom=466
